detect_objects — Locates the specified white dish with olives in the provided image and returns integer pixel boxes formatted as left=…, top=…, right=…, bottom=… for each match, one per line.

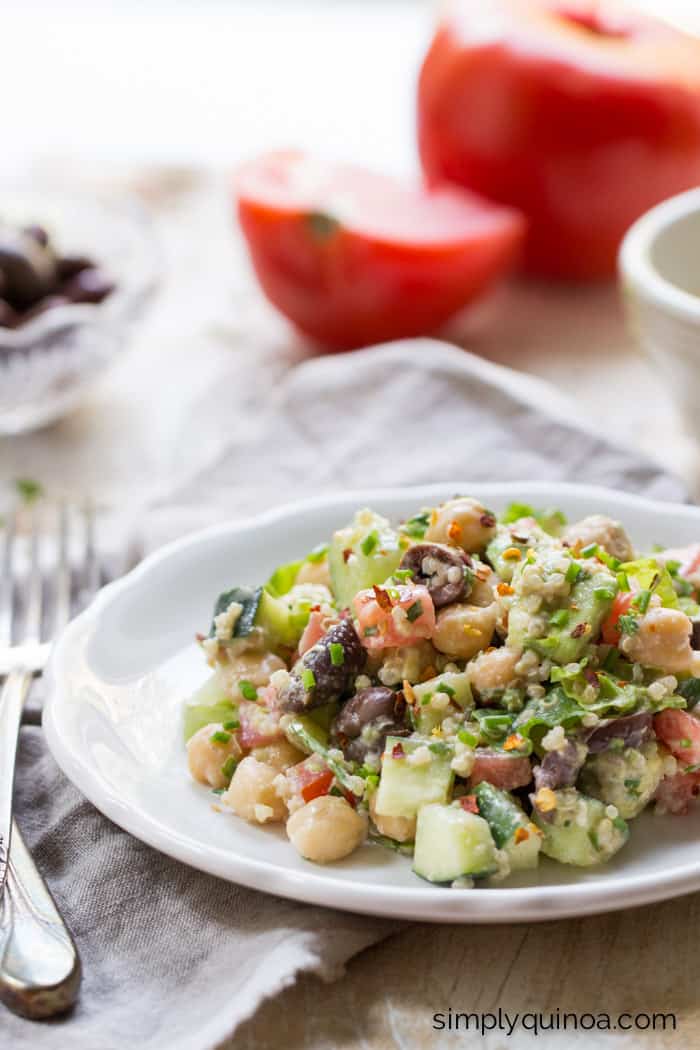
left=44, top=483, right=700, bottom=922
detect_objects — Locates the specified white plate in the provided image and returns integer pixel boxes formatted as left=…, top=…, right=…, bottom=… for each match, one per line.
left=44, top=482, right=700, bottom=922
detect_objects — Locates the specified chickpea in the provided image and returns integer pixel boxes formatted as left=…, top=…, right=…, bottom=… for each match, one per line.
left=286, top=796, right=367, bottom=863
left=187, top=723, right=242, bottom=789
left=369, top=791, right=415, bottom=843
left=623, top=607, right=700, bottom=675
left=468, top=646, right=521, bottom=695
left=432, top=601, right=498, bottom=660
left=563, top=514, right=634, bottom=563
left=296, top=558, right=332, bottom=588
left=251, top=738, right=305, bottom=772
left=218, top=650, right=286, bottom=698
left=223, top=756, right=287, bottom=823
left=470, top=566, right=497, bottom=608
left=425, top=497, right=497, bottom=553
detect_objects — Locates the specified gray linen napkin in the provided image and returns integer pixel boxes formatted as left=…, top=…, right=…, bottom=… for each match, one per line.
left=6, top=341, right=687, bottom=1050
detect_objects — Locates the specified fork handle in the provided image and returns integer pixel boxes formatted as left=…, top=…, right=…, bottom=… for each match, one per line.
left=0, top=820, right=82, bottom=1019
left=0, top=670, right=30, bottom=893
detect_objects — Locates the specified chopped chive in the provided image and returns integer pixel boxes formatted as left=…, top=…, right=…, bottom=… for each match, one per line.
left=406, top=600, right=423, bottom=623
left=666, top=559, right=681, bottom=577
left=550, top=608, right=570, bottom=627
left=223, top=719, right=240, bottom=731
left=594, top=587, right=617, bottom=603
left=679, top=737, right=692, bottom=749
left=617, top=571, right=630, bottom=591
left=363, top=625, right=379, bottom=637
left=211, top=788, right=225, bottom=796
left=457, top=729, right=478, bottom=747
left=565, top=561, right=582, bottom=585
left=581, top=542, right=599, bottom=558
left=612, top=816, right=627, bottom=833
left=221, top=755, right=238, bottom=780
left=360, top=530, right=379, bottom=556
left=393, top=569, right=414, bottom=583
left=210, top=730, right=232, bottom=745
left=437, top=682, right=455, bottom=698
left=617, top=614, right=639, bottom=636
left=421, top=693, right=432, bottom=706
left=634, top=589, right=652, bottom=614
left=329, top=642, right=345, bottom=667
left=238, top=680, right=258, bottom=701
left=302, top=668, right=316, bottom=690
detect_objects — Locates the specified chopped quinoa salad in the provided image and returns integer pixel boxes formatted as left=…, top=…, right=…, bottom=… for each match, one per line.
left=185, top=498, right=700, bottom=886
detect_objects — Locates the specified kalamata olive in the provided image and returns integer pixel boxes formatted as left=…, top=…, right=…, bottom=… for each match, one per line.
left=0, top=298, right=18, bottom=328
left=533, top=738, right=587, bottom=792
left=56, top=254, right=94, bottom=281
left=280, top=619, right=366, bottom=713
left=333, top=687, right=399, bottom=737
left=690, top=620, right=700, bottom=650
left=585, top=712, right=652, bottom=754
left=331, top=687, right=409, bottom=763
left=0, top=228, right=55, bottom=306
left=61, top=267, right=115, bottom=304
left=399, top=542, right=472, bottom=608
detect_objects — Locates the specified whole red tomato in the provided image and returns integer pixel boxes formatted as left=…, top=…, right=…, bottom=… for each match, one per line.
left=418, top=0, right=700, bottom=279
left=235, top=151, right=524, bottom=350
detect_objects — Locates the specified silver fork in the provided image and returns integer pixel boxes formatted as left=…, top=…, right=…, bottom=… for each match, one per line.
left=0, top=502, right=102, bottom=1019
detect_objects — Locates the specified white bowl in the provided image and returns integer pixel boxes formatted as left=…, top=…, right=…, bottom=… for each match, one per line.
left=43, top=482, right=700, bottom=923
left=0, top=188, right=158, bottom=434
left=620, top=188, right=700, bottom=445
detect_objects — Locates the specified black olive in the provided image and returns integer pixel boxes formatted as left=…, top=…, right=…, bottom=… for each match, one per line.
left=280, top=619, right=366, bottom=713
left=0, top=229, right=55, bottom=307
left=331, top=687, right=409, bottom=763
left=399, top=542, right=472, bottom=608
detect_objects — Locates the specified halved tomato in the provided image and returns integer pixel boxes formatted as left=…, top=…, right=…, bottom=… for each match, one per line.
left=235, top=151, right=525, bottom=350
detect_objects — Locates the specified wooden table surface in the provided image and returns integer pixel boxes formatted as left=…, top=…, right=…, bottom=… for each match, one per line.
left=4, top=4, right=700, bottom=1048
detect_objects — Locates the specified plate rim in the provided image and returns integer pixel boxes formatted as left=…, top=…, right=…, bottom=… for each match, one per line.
left=43, top=480, right=700, bottom=922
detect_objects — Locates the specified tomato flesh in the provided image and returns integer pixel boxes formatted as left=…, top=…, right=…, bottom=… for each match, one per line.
left=654, top=709, right=700, bottom=766
left=353, top=583, right=435, bottom=651
left=601, top=591, right=634, bottom=646
left=235, top=151, right=524, bottom=349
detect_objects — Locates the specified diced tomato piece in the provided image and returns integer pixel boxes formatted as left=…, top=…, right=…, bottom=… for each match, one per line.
left=237, top=700, right=283, bottom=750
left=286, top=756, right=334, bottom=801
left=300, top=768, right=334, bottom=803
left=601, top=591, right=634, bottom=646
left=654, top=709, right=700, bottom=765
left=654, top=770, right=700, bottom=815
left=469, top=750, right=533, bottom=790
left=353, top=583, right=435, bottom=651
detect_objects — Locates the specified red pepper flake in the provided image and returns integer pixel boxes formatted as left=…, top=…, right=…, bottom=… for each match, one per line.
left=480, top=513, right=496, bottom=528
left=570, top=622, right=588, bottom=639
left=309, top=604, right=321, bottom=613
left=392, top=742, right=406, bottom=759
left=342, top=548, right=352, bottom=563
left=460, top=795, right=479, bottom=814
left=195, top=632, right=206, bottom=642
left=497, top=582, right=514, bottom=596
left=373, top=584, right=393, bottom=611
left=447, top=520, right=463, bottom=542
